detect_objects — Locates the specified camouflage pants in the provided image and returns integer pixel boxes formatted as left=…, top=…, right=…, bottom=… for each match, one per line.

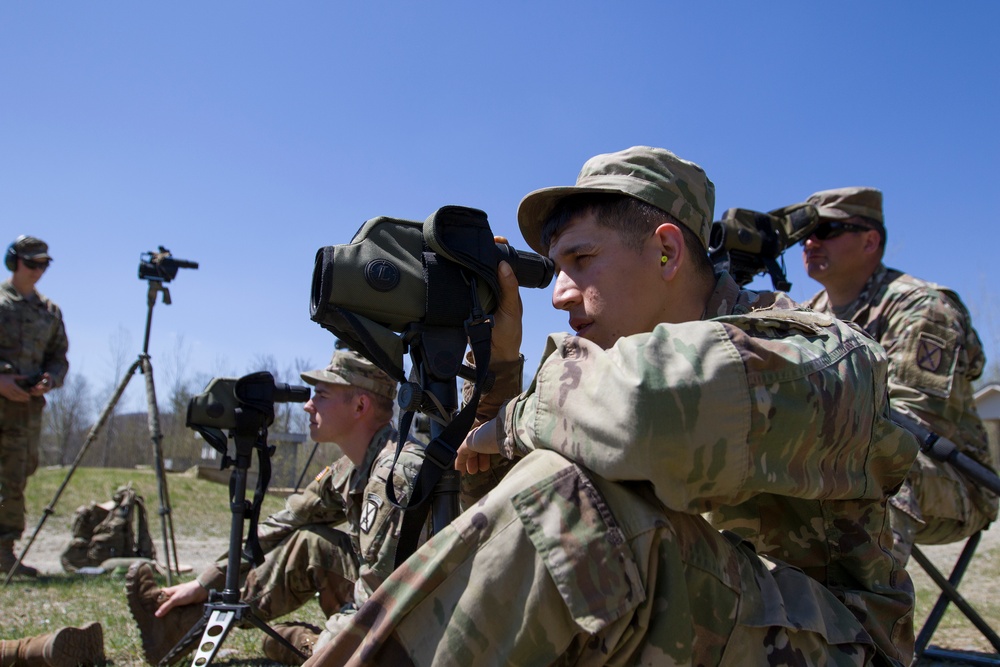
left=0, top=397, right=43, bottom=541
left=308, top=450, right=902, bottom=667
left=890, top=451, right=998, bottom=565
left=213, top=523, right=359, bottom=621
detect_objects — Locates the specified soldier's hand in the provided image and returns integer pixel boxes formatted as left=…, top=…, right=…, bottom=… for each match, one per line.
left=492, top=237, right=523, bottom=364
left=456, top=420, right=500, bottom=474
left=0, top=375, right=30, bottom=402
left=28, top=373, right=51, bottom=397
left=155, top=579, right=209, bottom=617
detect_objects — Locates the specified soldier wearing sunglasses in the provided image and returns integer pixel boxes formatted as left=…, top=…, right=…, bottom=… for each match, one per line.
left=0, top=235, right=69, bottom=578
left=802, top=188, right=997, bottom=566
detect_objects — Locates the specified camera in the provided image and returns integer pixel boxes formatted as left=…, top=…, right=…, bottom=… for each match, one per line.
left=138, top=246, right=199, bottom=283
left=708, top=203, right=820, bottom=290
left=186, top=372, right=310, bottom=454
left=309, top=205, right=554, bottom=379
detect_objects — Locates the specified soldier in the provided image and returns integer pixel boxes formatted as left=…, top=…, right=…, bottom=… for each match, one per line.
left=0, top=235, right=69, bottom=578
left=126, top=349, right=426, bottom=665
left=304, top=146, right=920, bottom=667
left=801, top=187, right=998, bottom=565
left=0, top=623, right=104, bottom=667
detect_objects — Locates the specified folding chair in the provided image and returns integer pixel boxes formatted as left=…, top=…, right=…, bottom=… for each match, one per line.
left=891, top=411, right=1000, bottom=665
left=911, top=530, right=1000, bottom=666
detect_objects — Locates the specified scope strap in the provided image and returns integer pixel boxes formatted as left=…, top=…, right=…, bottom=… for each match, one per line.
left=388, top=297, right=493, bottom=568
left=241, top=435, right=274, bottom=567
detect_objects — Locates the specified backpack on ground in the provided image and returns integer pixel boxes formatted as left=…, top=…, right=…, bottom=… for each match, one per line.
left=61, top=483, right=157, bottom=572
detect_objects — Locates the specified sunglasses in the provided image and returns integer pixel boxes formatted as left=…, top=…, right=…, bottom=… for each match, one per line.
left=801, top=221, right=874, bottom=244
left=22, top=259, right=50, bottom=270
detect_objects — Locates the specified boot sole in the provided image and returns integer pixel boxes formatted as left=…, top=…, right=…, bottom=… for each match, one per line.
left=47, top=622, right=105, bottom=667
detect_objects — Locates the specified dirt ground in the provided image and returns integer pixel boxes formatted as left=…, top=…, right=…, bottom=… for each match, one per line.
left=18, top=510, right=999, bottom=585
left=15, top=526, right=229, bottom=577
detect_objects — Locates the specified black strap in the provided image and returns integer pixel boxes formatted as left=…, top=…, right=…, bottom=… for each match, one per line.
left=241, top=435, right=274, bottom=567
left=388, top=292, right=494, bottom=567
left=891, top=410, right=1000, bottom=496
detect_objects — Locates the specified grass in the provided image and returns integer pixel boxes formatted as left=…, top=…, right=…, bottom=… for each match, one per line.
left=910, top=537, right=1000, bottom=656
left=1, top=467, right=325, bottom=666
left=3, top=468, right=1000, bottom=664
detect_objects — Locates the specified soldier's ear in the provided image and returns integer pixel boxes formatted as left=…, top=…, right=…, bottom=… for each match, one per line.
left=354, top=391, right=372, bottom=418
left=653, top=223, right=684, bottom=281
left=862, top=229, right=881, bottom=255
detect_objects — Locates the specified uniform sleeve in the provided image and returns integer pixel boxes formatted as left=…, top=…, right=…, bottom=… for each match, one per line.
left=880, top=288, right=982, bottom=442
left=459, top=353, right=524, bottom=506
left=261, top=463, right=349, bottom=543
left=42, top=305, right=69, bottom=387
left=199, top=464, right=350, bottom=581
left=507, top=317, right=914, bottom=514
left=355, top=441, right=426, bottom=595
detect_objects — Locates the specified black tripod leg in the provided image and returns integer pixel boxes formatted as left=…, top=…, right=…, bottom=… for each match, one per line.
left=141, top=355, right=181, bottom=584
left=182, top=608, right=239, bottom=667
left=3, top=358, right=141, bottom=586
left=242, top=611, right=309, bottom=662
left=163, top=603, right=307, bottom=667
left=157, top=608, right=210, bottom=667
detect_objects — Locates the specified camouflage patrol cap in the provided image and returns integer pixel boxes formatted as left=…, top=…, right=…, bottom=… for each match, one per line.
left=13, top=235, right=52, bottom=261
left=806, top=187, right=884, bottom=225
left=518, top=146, right=716, bottom=253
left=300, top=349, right=397, bottom=400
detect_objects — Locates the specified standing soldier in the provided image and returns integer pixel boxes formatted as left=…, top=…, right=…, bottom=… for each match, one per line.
left=801, top=187, right=998, bottom=565
left=0, top=235, right=69, bottom=578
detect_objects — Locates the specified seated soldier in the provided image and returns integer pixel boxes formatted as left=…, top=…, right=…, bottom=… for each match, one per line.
left=126, top=349, right=425, bottom=665
left=305, top=146, right=919, bottom=667
left=800, top=186, right=998, bottom=565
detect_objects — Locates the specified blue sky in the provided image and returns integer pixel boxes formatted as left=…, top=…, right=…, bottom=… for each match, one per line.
left=2, top=2, right=998, bottom=410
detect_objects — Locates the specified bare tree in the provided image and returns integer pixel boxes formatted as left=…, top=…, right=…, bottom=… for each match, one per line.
left=40, top=373, right=94, bottom=466
left=98, top=326, right=136, bottom=467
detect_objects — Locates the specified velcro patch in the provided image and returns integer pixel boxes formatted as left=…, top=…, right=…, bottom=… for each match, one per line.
left=360, top=493, right=383, bottom=534
left=916, top=332, right=946, bottom=373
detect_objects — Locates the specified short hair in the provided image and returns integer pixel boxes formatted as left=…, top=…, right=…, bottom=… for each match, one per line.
left=350, top=386, right=394, bottom=422
left=541, top=193, right=715, bottom=282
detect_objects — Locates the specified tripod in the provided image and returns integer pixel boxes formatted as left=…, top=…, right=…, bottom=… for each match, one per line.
left=5, top=279, right=181, bottom=586
left=163, top=399, right=306, bottom=667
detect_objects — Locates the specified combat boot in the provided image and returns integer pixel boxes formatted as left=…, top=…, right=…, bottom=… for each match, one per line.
left=0, top=622, right=105, bottom=667
left=261, top=622, right=321, bottom=665
left=0, top=540, right=38, bottom=579
left=125, top=562, right=204, bottom=666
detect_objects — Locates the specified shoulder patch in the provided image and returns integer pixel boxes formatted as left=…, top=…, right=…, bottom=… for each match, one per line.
left=360, top=493, right=383, bottom=534
left=915, top=332, right=945, bottom=372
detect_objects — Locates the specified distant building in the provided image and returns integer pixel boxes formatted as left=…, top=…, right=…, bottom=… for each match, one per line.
left=974, top=383, right=1000, bottom=469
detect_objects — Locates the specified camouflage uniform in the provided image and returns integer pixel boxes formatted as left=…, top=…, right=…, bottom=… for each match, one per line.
left=0, top=279, right=69, bottom=540
left=305, top=272, right=918, bottom=667
left=806, top=263, right=998, bottom=563
left=194, top=424, right=426, bottom=624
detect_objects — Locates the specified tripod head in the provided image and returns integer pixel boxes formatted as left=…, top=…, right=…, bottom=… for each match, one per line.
left=138, top=246, right=199, bottom=283
left=137, top=246, right=199, bottom=353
